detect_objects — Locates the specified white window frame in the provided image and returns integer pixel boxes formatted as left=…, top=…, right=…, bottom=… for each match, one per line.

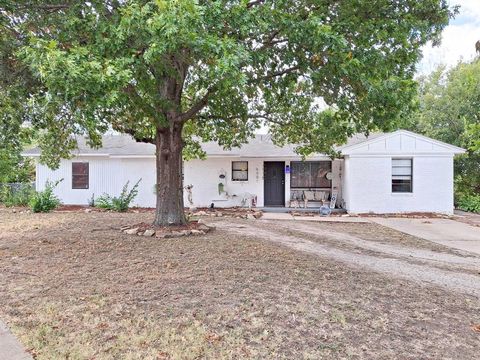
left=392, top=158, right=413, bottom=193
left=232, top=161, right=248, bottom=181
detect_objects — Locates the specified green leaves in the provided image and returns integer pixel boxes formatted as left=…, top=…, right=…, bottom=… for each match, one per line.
left=406, top=59, right=480, bottom=196
left=1, top=0, right=454, bottom=165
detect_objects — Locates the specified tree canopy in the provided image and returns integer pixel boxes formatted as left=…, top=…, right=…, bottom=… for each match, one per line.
left=0, top=0, right=454, bottom=224
left=0, top=22, right=36, bottom=183
left=405, top=59, right=480, bottom=196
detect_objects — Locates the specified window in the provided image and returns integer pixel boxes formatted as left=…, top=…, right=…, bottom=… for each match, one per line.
left=392, top=158, right=412, bottom=193
left=232, top=161, right=248, bottom=181
left=291, top=161, right=331, bottom=188
left=72, top=162, right=89, bottom=189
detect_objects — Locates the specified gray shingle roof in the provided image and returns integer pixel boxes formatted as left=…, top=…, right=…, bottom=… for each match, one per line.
left=23, top=132, right=383, bottom=158
left=23, top=135, right=156, bottom=157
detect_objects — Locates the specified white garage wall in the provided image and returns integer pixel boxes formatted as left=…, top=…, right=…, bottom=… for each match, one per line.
left=344, top=155, right=454, bottom=214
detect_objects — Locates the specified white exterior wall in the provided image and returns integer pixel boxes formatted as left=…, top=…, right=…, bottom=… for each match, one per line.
left=331, top=159, right=343, bottom=205
left=341, top=130, right=460, bottom=214
left=343, top=155, right=454, bottom=214
left=36, top=156, right=157, bottom=207
left=341, top=157, right=350, bottom=210
left=184, top=158, right=265, bottom=207
left=36, top=155, right=340, bottom=209
left=32, top=130, right=462, bottom=213
left=184, top=157, right=341, bottom=208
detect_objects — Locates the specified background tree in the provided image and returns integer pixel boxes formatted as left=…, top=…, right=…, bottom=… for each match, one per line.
left=1, top=0, right=453, bottom=225
left=404, top=59, right=480, bottom=199
left=0, top=18, right=36, bottom=183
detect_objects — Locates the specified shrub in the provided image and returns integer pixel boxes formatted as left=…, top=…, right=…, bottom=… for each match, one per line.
left=457, top=193, right=480, bottom=213
left=29, top=180, right=62, bottom=213
left=0, top=183, right=34, bottom=207
left=87, top=193, right=95, bottom=207
left=95, top=179, right=141, bottom=212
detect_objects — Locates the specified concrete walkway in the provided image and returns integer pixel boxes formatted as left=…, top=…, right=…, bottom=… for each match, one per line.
left=0, top=320, right=32, bottom=360
left=260, top=212, right=369, bottom=223
left=370, top=218, right=480, bottom=255
left=454, top=210, right=480, bottom=227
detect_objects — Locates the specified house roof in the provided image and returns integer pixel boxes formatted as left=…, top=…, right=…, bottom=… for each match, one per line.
left=23, top=130, right=464, bottom=158
left=340, top=129, right=465, bottom=155
left=23, top=133, right=371, bottom=158
left=200, top=134, right=327, bottom=158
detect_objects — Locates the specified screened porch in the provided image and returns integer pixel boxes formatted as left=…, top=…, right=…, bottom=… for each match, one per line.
left=288, top=160, right=340, bottom=208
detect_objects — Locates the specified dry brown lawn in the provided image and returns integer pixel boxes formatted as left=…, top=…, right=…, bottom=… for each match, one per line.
left=0, top=207, right=479, bottom=359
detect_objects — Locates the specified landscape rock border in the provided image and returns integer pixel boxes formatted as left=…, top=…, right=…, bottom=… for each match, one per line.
left=190, top=209, right=262, bottom=220
left=121, top=219, right=215, bottom=238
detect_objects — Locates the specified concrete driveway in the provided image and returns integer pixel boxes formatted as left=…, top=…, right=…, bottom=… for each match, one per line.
left=0, top=320, right=32, bottom=360
left=369, top=218, right=480, bottom=255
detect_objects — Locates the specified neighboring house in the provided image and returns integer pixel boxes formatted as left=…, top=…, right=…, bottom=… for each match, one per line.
left=23, top=130, right=465, bottom=214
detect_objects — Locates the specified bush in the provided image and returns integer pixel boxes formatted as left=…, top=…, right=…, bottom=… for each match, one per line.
left=29, top=180, right=62, bottom=213
left=457, top=193, right=480, bottom=213
left=0, top=183, right=34, bottom=207
left=95, top=179, right=141, bottom=212
left=87, top=193, right=95, bottom=207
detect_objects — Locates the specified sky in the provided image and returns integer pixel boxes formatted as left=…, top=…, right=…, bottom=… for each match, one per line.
left=417, top=0, right=480, bottom=75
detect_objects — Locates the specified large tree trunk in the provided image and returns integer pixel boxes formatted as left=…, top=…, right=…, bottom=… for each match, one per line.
left=153, top=123, right=186, bottom=226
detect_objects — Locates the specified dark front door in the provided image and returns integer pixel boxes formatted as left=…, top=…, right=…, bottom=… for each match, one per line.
left=264, top=161, right=285, bottom=206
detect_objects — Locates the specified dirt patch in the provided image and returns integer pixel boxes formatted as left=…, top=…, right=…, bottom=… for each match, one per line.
left=0, top=208, right=479, bottom=359
left=215, top=219, right=480, bottom=297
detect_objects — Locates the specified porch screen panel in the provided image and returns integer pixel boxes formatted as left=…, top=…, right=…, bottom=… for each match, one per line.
left=291, top=161, right=331, bottom=188
left=291, top=162, right=309, bottom=187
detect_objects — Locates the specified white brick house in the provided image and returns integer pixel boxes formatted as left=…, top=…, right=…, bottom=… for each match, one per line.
left=24, top=130, right=465, bottom=214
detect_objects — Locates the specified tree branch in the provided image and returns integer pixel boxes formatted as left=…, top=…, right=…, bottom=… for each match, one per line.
left=197, top=113, right=274, bottom=122
left=176, top=86, right=216, bottom=123
left=250, top=65, right=301, bottom=83
left=122, top=84, right=162, bottom=125
left=10, top=3, right=72, bottom=12
left=257, top=29, right=284, bottom=51
left=119, top=127, right=155, bottom=144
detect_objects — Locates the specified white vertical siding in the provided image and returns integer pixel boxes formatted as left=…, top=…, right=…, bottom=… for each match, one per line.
left=36, top=156, right=157, bottom=207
